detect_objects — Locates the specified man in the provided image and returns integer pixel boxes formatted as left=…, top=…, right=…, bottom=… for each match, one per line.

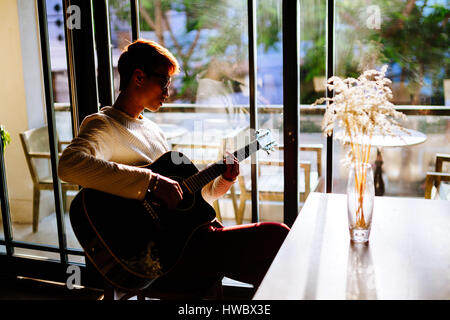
left=58, top=39, right=289, bottom=295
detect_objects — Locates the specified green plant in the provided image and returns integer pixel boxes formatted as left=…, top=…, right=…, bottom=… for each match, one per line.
left=0, top=125, right=11, bottom=151
left=337, top=0, right=450, bottom=105
left=110, top=0, right=281, bottom=103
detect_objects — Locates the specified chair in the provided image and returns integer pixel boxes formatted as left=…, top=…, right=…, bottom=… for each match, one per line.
left=19, top=126, right=78, bottom=232
left=235, top=144, right=323, bottom=225
left=424, top=153, right=450, bottom=200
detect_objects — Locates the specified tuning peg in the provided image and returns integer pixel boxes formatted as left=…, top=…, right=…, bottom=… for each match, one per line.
left=256, top=129, right=270, bottom=139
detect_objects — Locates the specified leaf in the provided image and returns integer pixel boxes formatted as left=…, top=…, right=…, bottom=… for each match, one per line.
left=0, top=125, right=11, bottom=151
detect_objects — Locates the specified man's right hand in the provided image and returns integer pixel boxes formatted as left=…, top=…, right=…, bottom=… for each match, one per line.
left=149, top=173, right=183, bottom=210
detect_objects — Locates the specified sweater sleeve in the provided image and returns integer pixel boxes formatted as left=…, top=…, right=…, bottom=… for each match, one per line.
left=201, top=175, right=236, bottom=205
left=58, top=115, right=154, bottom=201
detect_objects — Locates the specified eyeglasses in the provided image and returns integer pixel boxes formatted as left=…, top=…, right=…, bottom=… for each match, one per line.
left=148, top=72, right=171, bottom=90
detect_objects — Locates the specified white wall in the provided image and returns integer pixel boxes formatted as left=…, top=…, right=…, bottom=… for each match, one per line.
left=0, top=0, right=51, bottom=224
left=18, top=0, right=46, bottom=129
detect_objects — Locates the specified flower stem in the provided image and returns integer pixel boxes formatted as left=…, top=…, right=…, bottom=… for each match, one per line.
left=354, top=161, right=368, bottom=229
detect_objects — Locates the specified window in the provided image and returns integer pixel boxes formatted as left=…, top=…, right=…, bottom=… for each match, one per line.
left=332, top=0, right=450, bottom=196
left=1, top=0, right=448, bottom=286
left=0, top=0, right=85, bottom=279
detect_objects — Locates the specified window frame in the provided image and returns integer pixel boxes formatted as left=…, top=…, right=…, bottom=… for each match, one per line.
left=1, top=0, right=448, bottom=288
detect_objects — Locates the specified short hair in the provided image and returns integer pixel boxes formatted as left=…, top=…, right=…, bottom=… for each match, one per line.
left=117, top=39, right=180, bottom=91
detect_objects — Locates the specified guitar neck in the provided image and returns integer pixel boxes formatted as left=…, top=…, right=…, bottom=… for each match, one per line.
left=182, top=140, right=260, bottom=193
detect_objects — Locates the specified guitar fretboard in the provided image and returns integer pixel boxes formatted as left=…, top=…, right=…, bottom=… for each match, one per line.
left=182, top=140, right=260, bottom=193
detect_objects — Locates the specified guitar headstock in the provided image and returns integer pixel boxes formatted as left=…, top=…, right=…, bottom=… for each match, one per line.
left=256, top=129, right=277, bottom=154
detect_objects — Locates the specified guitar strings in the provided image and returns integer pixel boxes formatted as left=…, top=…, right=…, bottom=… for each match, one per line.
left=182, top=140, right=260, bottom=193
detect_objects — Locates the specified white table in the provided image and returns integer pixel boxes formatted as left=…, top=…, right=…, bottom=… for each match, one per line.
left=371, top=128, right=427, bottom=195
left=369, top=128, right=427, bottom=148
left=253, top=192, right=450, bottom=300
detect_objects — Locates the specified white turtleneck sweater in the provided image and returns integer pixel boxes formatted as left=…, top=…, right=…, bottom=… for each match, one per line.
left=58, top=106, right=234, bottom=204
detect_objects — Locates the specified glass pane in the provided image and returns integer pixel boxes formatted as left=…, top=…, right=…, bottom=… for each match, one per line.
left=109, top=0, right=133, bottom=99
left=13, top=247, right=60, bottom=262
left=4, top=120, right=59, bottom=247
left=129, top=0, right=252, bottom=225
left=0, top=245, right=5, bottom=254
left=65, top=212, right=83, bottom=254
left=300, top=0, right=326, bottom=105
left=331, top=120, right=450, bottom=198
left=256, top=0, right=284, bottom=222
left=68, top=254, right=85, bottom=265
left=299, top=0, right=326, bottom=209
left=0, top=0, right=83, bottom=258
left=47, top=0, right=82, bottom=254
left=335, top=0, right=449, bottom=105
left=47, top=0, right=70, bottom=103
left=333, top=0, right=450, bottom=197
left=381, top=115, right=450, bottom=197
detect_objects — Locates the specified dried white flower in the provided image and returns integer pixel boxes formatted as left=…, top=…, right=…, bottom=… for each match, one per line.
left=313, top=65, right=408, bottom=165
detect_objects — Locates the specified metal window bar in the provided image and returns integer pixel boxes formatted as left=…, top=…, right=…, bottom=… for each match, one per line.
left=37, top=0, right=68, bottom=265
left=130, top=0, right=140, bottom=41
left=62, top=1, right=78, bottom=140
left=63, top=0, right=99, bottom=130
left=0, top=239, right=84, bottom=256
left=282, top=0, right=300, bottom=227
left=52, top=102, right=450, bottom=116
left=325, top=0, right=335, bottom=193
left=93, top=0, right=115, bottom=107
left=0, top=136, right=13, bottom=256
left=247, top=0, right=260, bottom=223
left=139, top=103, right=450, bottom=116
left=0, top=255, right=100, bottom=288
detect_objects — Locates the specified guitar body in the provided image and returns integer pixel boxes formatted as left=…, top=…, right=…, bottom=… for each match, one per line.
left=69, top=151, right=216, bottom=290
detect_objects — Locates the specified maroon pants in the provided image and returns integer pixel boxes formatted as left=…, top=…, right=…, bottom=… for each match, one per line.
left=150, top=220, right=290, bottom=293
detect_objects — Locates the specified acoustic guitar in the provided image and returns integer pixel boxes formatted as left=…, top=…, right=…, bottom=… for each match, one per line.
left=69, top=129, right=276, bottom=290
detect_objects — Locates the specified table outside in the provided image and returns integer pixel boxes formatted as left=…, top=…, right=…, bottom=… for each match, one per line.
left=253, top=192, right=450, bottom=300
left=369, top=128, right=427, bottom=148
left=372, top=128, right=427, bottom=195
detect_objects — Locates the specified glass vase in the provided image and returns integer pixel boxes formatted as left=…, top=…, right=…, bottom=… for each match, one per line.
left=347, top=162, right=375, bottom=243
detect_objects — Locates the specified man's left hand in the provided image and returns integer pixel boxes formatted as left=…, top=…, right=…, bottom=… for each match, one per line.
left=222, top=151, right=239, bottom=182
